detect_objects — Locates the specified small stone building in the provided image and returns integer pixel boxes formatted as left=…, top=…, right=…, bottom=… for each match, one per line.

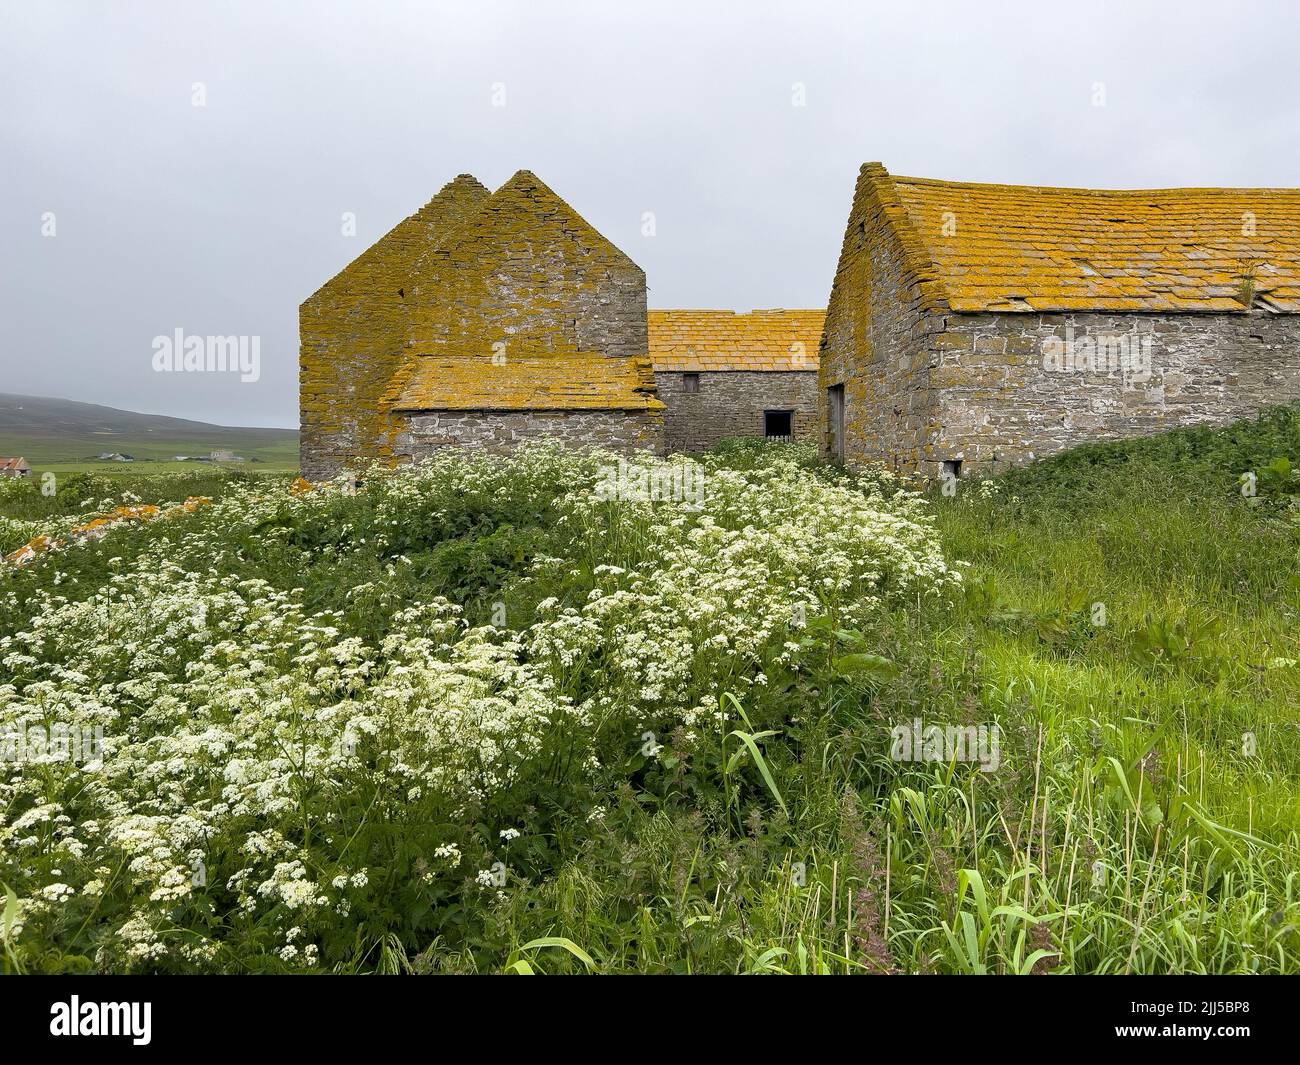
left=300, top=171, right=661, bottom=480
left=0, top=457, right=31, bottom=479
left=648, top=309, right=823, bottom=452
left=391, top=352, right=662, bottom=455
left=820, top=163, right=1300, bottom=477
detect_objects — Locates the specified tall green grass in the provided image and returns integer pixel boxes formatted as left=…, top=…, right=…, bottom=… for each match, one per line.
left=4, top=409, right=1297, bottom=974
left=456, top=410, right=1300, bottom=974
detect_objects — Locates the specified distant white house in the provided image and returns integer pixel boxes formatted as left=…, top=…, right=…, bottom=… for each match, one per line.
left=97, top=452, right=134, bottom=462
left=210, top=450, right=245, bottom=463
left=0, top=456, right=32, bottom=478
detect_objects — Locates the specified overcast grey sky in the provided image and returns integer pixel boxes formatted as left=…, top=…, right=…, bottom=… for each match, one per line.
left=3, top=0, right=1298, bottom=427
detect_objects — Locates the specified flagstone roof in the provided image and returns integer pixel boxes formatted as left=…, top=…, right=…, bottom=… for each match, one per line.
left=647, top=309, right=824, bottom=371
left=392, top=353, right=664, bottom=412
left=862, top=163, right=1300, bottom=313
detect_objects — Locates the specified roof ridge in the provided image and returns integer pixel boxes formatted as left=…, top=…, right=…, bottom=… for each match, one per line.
left=302, top=173, right=490, bottom=306
left=403, top=170, right=561, bottom=264
left=891, top=173, right=1300, bottom=197
left=648, top=308, right=825, bottom=315
left=461, top=170, right=643, bottom=276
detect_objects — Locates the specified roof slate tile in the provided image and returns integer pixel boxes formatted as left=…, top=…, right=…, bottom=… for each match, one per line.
left=393, top=353, right=664, bottom=412
left=646, top=309, right=824, bottom=371
left=873, top=165, right=1300, bottom=313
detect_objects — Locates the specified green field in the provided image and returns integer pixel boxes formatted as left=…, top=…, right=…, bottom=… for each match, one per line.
left=20, top=452, right=299, bottom=478
left=1, top=409, right=1297, bottom=974
left=0, top=392, right=299, bottom=477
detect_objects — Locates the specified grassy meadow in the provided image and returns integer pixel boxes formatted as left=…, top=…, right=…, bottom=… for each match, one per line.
left=1, top=443, right=299, bottom=481
left=24, top=452, right=300, bottom=479
left=0, top=391, right=300, bottom=478
left=0, top=407, right=1297, bottom=975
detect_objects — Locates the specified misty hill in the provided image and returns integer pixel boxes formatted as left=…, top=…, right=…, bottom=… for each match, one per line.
left=0, top=393, right=298, bottom=466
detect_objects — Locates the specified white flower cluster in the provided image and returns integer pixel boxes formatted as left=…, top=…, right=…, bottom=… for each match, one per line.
left=528, top=449, right=958, bottom=729
left=0, top=443, right=956, bottom=970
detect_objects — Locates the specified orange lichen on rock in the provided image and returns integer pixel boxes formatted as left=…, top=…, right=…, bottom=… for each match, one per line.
left=393, top=352, right=664, bottom=412
left=70, top=498, right=212, bottom=540
left=862, top=163, right=1300, bottom=313
left=299, top=170, right=657, bottom=479
left=3, top=497, right=212, bottom=568
left=647, top=309, right=825, bottom=372
left=71, top=504, right=162, bottom=538
left=299, top=175, right=493, bottom=477
left=4, top=535, right=54, bottom=565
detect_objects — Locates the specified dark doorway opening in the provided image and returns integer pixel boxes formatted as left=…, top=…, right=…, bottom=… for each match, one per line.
left=827, top=385, right=845, bottom=460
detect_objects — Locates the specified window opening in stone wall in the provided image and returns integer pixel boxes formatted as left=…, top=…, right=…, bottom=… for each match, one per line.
left=683, top=373, right=700, bottom=394
left=764, top=410, right=793, bottom=440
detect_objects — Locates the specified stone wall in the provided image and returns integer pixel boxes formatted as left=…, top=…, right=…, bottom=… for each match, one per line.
left=820, top=166, right=1300, bottom=478
left=395, top=409, right=663, bottom=460
left=410, top=172, right=648, bottom=362
left=300, top=171, right=650, bottom=480
left=655, top=370, right=819, bottom=452
left=817, top=165, right=939, bottom=470
left=299, top=175, right=489, bottom=480
left=927, top=310, right=1300, bottom=476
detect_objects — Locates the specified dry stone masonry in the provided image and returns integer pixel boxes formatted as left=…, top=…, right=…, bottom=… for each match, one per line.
left=647, top=310, right=823, bottom=452
left=400, top=410, right=662, bottom=455
left=299, top=173, right=826, bottom=479
left=300, top=171, right=661, bottom=480
left=300, top=163, right=1299, bottom=482
left=820, top=163, right=1300, bottom=476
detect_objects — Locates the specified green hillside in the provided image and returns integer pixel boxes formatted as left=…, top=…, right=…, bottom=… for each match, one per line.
left=0, top=393, right=299, bottom=473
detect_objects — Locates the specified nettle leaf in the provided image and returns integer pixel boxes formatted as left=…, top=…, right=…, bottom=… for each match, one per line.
left=832, top=653, right=898, bottom=678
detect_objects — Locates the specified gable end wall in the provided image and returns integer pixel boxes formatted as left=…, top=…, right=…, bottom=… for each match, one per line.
left=410, top=175, right=648, bottom=361
left=299, top=179, right=490, bottom=480
left=299, top=174, right=650, bottom=480
left=818, top=167, right=943, bottom=470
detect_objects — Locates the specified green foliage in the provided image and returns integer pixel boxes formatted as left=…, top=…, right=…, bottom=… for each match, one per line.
left=3, top=408, right=1299, bottom=975
left=989, top=402, right=1300, bottom=504
left=0, top=466, right=288, bottom=543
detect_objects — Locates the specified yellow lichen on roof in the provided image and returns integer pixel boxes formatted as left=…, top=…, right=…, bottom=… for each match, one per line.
left=647, top=309, right=824, bottom=371
left=868, top=164, right=1300, bottom=313
left=392, top=353, right=665, bottom=412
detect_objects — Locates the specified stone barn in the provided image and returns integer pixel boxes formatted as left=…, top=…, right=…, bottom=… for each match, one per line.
left=390, top=352, right=662, bottom=455
left=300, top=170, right=661, bottom=480
left=648, top=309, right=824, bottom=452
left=820, top=163, right=1300, bottom=477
